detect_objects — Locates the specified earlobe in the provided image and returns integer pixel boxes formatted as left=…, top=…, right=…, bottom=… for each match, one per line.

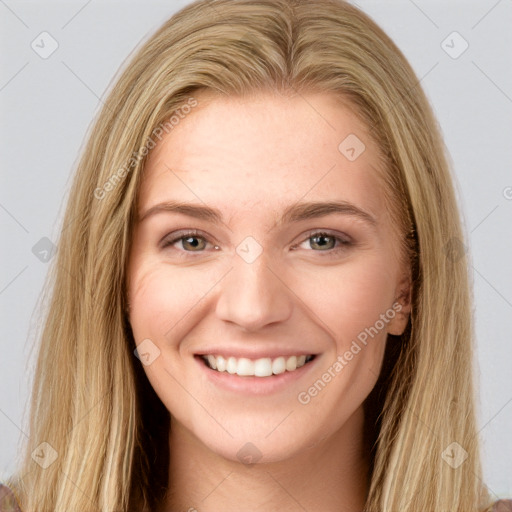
left=387, top=301, right=411, bottom=336
left=387, top=277, right=412, bottom=336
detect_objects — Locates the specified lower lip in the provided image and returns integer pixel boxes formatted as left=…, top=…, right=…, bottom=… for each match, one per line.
left=194, top=355, right=319, bottom=395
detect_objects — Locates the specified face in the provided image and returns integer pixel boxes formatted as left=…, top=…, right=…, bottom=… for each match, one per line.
left=127, top=91, right=411, bottom=463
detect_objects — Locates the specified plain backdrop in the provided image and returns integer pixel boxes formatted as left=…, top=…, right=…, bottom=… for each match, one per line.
left=1, top=0, right=511, bottom=500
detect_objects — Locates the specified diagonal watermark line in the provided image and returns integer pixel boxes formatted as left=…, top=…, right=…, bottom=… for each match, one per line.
left=67, top=375, right=124, bottom=436
left=264, top=265, right=337, bottom=339
left=375, top=61, right=439, bottom=136
left=276, top=76, right=337, bottom=131
left=60, top=211, right=81, bottom=234
left=164, top=267, right=234, bottom=338
left=0, top=477, right=23, bottom=510
left=0, top=468, right=36, bottom=503
left=475, top=478, right=501, bottom=503
left=265, top=471, right=309, bottom=511
left=0, top=202, right=29, bottom=233
left=201, top=471, right=233, bottom=502
left=57, top=262, right=94, bottom=300
left=0, top=62, right=29, bottom=92
left=61, top=0, right=93, bottom=29
left=470, top=205, right=499, bottom=233
left=472, top=265, right=512, bottom=308
left=60, top=469, right=98, bottom=508
left=0, top=407, right=30, bottom=439
left=0, top=0, right=29, bottom=28
left=265, top=410, right=294, bottom=438
left=401, top=61, right=439, bottom=104
left=200, top=0, right=225, bottom=24
left=163, top=163, right=234, bottom=233
left=472, top=61, right=512, bottom=105
left=61, top=62, right=132, bottom=130
left=471, top=0, right=503, bottom=30
left=163, top=366, right=233, bottom=437
left=473, top=396, right=512, bottom=438
left=408, top=0, right=439, bottom=28
left=297, top=163, right=337, bottom=200
left=0, top=265, right=28, bottom=296
left=294, top=88, right=337, bottom=131
left=61, top=61, right=101, bottom=101
left=385, top=406, right=438, bottom=484
left=265, top=164, right=337, bottom=235
left=405, top=403, right=439, bottom=439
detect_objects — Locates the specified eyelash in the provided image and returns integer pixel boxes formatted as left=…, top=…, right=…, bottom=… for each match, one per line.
left=160, top=229, right=353, bottom=258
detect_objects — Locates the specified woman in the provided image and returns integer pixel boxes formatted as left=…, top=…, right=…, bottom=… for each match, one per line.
left=1, top=0, right=510, bottom=510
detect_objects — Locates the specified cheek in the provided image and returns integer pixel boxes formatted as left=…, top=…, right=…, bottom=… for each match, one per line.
left=128, top=261, right=192, bottom=344
left=292, top=253, right=397, bottom=346
left=128, top=259, right=225, bottom=345
left=293, top=258, right=393, bottom=432
left=128, top=265, right=171, bottom=341
left=127, top=262, right=202, bottom=416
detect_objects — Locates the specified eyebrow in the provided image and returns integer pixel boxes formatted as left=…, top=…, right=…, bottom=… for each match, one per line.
left=138, top=200, right=377, bottom=229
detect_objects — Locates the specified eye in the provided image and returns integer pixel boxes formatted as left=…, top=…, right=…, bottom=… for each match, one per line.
left=292, top=230, right=352, bottom=256
left=160, top=229, right=352, bottom=257
left=160, top=229, right=215, bottom=253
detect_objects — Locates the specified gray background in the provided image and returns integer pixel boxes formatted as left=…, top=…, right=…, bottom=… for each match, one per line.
left=1, top=0, right=511, bottom=499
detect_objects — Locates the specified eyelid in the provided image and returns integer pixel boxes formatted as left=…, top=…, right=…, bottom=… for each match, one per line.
left=161, top=228, right=353, bottom=257
left=291, top=229, right=353, bottom=257
left=299, top=228, right=352, bottom=245
left=160, top=229, right=216, bottom=250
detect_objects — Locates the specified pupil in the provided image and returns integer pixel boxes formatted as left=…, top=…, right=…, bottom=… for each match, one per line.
left=185, top=237, right=202, bottom=250
left=312, top=235, right=333, bottom=250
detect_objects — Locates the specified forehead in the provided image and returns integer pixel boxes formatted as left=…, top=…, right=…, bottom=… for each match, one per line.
left=138, top=91, right=386, bottom=225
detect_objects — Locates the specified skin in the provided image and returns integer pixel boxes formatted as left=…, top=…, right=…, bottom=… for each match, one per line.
left=127, top=90, right=411, bottom=512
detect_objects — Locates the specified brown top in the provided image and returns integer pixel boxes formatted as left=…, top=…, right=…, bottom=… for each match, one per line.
left=0, top=485, right=21, bottom=512
left=1, top=483, right=511, bottom=511
left=493, top=501, right=512, bottom=512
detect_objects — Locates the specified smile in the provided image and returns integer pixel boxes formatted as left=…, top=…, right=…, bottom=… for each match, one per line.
left=200, top=354, right=315, bottom=377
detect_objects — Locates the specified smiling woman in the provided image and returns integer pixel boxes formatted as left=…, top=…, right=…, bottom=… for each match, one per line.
left=126, top=93, right=412, bottom=509
left=1, top=0, right=510, bottom=511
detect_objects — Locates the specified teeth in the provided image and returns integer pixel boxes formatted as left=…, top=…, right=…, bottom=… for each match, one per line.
left=216, top=355, right=226, bottom=372
left=237, top=358, right=254, bottom=376
left=252, top=358, right=268, bottom=377
left=201, top=354, right=314, bottom=377
left=226, top=356, right=237, bottom=374
left=286, top=356, right=297, bottom=371
left=207, top=355, right=217, bottom=370
left=272, top=357, right=286, bottom=375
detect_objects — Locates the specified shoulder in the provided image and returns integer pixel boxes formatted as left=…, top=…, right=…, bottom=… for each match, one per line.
left=3, top=483, right=511, bottom=512
left=0, top=484, right=22, bottom=512
left=492, top=500, right=512, bottom=511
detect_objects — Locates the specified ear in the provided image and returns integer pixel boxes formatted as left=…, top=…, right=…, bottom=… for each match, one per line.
left=387, top=270, right=412, bottom=336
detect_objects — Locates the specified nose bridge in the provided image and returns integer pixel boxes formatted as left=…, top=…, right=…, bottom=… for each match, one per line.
left=215, top=247, right=292, bottom=331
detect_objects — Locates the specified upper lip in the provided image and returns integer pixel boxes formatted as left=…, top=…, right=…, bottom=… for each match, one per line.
left=194, top=347, right=317, bottom=360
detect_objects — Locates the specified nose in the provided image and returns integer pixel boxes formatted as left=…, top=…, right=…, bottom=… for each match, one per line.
left=215, top=252, right=293, bottom=332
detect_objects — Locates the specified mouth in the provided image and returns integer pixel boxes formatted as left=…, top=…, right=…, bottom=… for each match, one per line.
left=197, top=354, right=316, bottom=377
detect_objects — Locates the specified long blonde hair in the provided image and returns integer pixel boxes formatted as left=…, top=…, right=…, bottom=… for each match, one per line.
left=7, top=0, right=491, bottom=510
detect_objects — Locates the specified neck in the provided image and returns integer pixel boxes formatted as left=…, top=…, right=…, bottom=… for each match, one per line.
left=159, top=405, right=370, bottom=512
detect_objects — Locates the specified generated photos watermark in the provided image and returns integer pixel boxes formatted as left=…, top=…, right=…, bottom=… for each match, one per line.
left=297, top=301, right=403, bottom=405
left=94, top=96, right=198, bottom=200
